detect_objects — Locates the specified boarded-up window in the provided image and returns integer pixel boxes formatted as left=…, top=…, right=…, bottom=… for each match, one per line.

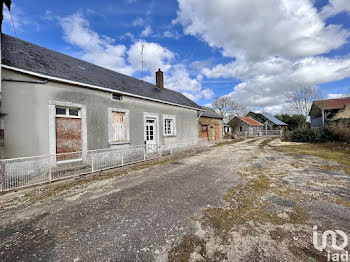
left=112, top=112, right=127, bottom=142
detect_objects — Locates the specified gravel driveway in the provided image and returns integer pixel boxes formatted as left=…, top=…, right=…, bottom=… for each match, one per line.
left=0, top=138, right=349, bottom=261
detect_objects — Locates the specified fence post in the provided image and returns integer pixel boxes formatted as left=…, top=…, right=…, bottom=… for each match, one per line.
left=159, top=144, right=162, bottom=157
left=280, top=130, right=283, bottom=136
left=121, top=153, right=124, bottom=166
left=91, top=151, right=94, bottom=174
left=170, top=144, right=173, bottom=155
left=48, top=155, right=52, bottom=183
left=144, top=144, right=146, bottom=161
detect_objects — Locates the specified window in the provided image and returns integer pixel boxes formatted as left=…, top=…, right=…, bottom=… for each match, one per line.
left=112, top=112, right=126, bottom=142
left=112, top=93, right=123, bottom=101
left=163, top=115, right=176, bottom=136
left=108, top=108, right=130, bottom=144
left=240, top=126, right=243, bottom=132
left=164, top=119, right=173, bottom=135
left=56, top=107, right=81, bottom=118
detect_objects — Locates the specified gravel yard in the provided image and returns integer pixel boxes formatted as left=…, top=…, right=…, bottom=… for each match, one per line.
left=0, top=137, right=349, bottom=261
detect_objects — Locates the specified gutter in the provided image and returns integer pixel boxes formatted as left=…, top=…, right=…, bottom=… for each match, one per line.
left=2, top=78, right=48, bottom=84
left=2, top=65, right=204, bottom=112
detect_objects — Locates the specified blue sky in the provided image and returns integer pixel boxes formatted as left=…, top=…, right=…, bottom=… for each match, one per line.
left=3, top=0, right=350, bottom=113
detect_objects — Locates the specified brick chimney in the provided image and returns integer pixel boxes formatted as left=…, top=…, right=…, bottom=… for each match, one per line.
left=156, top=69, right=164, bottom=89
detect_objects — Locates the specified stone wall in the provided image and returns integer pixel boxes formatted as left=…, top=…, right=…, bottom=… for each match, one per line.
left=198, top=117, right=223, bottom=141
left=326, top=118, right=350, bottom=140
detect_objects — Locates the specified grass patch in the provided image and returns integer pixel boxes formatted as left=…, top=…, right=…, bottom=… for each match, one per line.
left=211, top=138, right=245, bottom=147
left=274, top=142, right=350, bottom=175
left=246, top=138, right=260, bottom=144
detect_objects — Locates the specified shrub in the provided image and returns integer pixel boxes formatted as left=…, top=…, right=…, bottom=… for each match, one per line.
left=291, top=128, right=335, bottom=143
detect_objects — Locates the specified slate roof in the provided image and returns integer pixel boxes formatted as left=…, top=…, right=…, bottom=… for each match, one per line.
left=239, top=117, right=263, bottom=127
left=1, top=34, right=202, bottom=110
left=199, top=107, right=223, bottom=119
left=260, top=113, right=288, bottom=126
left=313, top=97, right=350, bottom=110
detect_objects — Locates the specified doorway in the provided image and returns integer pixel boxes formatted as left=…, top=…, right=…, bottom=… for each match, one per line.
left=145, top=118, right=157, bottom=153
left=201, top=125, right=208, bottom=139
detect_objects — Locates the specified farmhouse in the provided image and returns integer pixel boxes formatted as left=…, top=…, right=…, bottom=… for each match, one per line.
left=0, top=34, right=203, bottom=159
left=246, top=112, right=288, bottom=131
left=198, top=107, right=223, bottom=141
left=309, top=97, right=350, bottom=140
left=228, top=116, right=263, bottom=136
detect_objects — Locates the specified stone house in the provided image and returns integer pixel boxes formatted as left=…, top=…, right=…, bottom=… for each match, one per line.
left=228, top=116, right=263, bottom=136
left=198, top=107, right=223, bottom=141
left=246, top=112, right=288, bottom=131
left=0, top=34, right=203, bottom=159
left=309, top=97, right=350, bottom=140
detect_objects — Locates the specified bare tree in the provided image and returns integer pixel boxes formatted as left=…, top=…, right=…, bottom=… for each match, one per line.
left=211, top=96, right=248, bottom=121
left=211, top=96, right=235, bottom=119
left=232, top=103, right=248, bottom=117
left=284, top=85, right=323, bottom=128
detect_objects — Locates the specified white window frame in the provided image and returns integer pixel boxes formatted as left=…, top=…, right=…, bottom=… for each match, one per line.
left=55, top=107, right=82, bottom=119
left=48, top=101, right=88, bottom=164
left=108, top=108, right=130, bottom=145
left=163, top=114, right=176, bottom=137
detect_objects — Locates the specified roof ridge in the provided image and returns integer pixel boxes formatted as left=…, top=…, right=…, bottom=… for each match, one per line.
left=315, top=96, right=350, bottom=102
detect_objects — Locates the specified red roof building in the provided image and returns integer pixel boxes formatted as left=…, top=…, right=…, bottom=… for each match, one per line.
left=239, top=117, right=263, bottom=127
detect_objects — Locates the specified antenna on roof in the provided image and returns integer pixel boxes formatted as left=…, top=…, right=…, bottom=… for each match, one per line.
left=138, top=42, right=145, bottom=82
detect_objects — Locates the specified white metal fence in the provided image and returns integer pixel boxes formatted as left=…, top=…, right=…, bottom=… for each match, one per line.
left=245, top=130, right=283, bottom=137
left=0, top=142, right=200, bottom=192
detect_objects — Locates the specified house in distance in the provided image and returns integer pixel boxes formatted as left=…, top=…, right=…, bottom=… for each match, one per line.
left=198, top=107, right=223, bottom=141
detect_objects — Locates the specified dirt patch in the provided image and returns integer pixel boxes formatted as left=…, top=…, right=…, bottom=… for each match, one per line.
left=164, top=140, right=350, bottom=261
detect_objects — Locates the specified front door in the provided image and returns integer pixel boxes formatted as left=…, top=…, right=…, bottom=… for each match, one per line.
left=201, top=125, right=208, bottom=139
left=215, top=125, right=221, bottom=140
left=145, top=119, right=157, bottom=152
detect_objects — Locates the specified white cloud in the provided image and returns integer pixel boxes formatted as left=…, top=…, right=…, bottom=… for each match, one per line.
left=202, top=56, right=350, bottom=107
left=174, top=0, right=350, bottom=110
left=320, top=0, right=350, bottom=19
left=132, top=17, right=144, bottom=27
left=140, top=25, right=152, bottom=37
left=163, top=30, right=181, bottom=39
left=327, top=93, right=347, bottom=99
left=166, top=65, right=213, bottom=101
left=175, top=0, right=349, bottom=60
left=59, top=13, right=134, bottom=75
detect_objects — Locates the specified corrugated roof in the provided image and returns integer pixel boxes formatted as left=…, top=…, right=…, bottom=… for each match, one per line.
left=313, top=97, right=350, bottom=110
left=239, top=117, right=263, bottom=126
left=199, top=107, right=223, bottom=119
left=260, top=113, right=288, bottom=126
left=1, top=34, right=202, bottom=110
